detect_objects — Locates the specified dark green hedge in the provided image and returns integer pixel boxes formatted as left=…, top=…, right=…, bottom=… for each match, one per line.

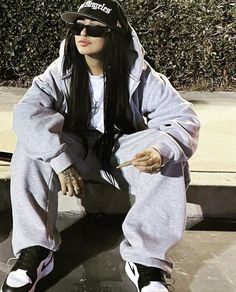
left=0, top=0, right=235, bottom=90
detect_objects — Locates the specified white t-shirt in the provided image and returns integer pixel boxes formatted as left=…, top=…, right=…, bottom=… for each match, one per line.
left=89, top=73, right=104, bottom=133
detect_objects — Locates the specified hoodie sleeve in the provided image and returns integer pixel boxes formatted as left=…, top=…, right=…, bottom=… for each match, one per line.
left=13, top=57, right=73, bottom=174
left=142, top=71, right=200, bottom=165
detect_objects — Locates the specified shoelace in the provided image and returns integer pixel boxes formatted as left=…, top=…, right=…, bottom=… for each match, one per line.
left=162, top=272, right=176, bottom=291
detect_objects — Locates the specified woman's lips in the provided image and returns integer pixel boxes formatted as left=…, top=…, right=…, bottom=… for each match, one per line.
left=78, top=40, right=91, bottom=46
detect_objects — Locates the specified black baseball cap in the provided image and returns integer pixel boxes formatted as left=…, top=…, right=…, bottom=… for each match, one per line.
left=61, top=0, right=129, bottom=33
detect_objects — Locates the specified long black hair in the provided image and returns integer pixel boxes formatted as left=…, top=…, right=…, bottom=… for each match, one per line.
left=63, top=27, right=137, bottom=181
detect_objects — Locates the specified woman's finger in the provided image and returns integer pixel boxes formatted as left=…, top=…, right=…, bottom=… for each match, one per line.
left=66, top=183, right=74, bottom=197
left=134, top=163, right=161, bottom=173
left=72, top=181, right=80, bottom=195
left=61, top=183, right=67, bottom=195
left=134, top=155, right=150, bottom=161
left=135, top=152, right=150, bottom=159
left=58, top=173, right=67, bottom=195
left=151, top=163, right=161, bottom=173
left=133, top=157, right=156, bottom=167
left=71, top=176, right=85, bottom=197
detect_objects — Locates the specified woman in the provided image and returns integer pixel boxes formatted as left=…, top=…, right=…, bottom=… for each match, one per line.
left=1, top=0, right=200, bottom=291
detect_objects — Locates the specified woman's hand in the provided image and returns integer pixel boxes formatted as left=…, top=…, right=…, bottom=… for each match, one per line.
left=132, top=147, right=163, bottom=174
left=58, top=166, right=84, bottom=197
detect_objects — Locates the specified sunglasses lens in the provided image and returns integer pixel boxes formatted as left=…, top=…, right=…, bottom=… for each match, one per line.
left=70, top=23, right=84, bottom=35
left=70, top=23, right=109, bottom=37
left=87, top=26, right=108, bottom=37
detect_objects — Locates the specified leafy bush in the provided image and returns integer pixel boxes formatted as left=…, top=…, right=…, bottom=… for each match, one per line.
left=0, top=0, right=235, bottom=90
left=0, top=0, right=76, bottom=86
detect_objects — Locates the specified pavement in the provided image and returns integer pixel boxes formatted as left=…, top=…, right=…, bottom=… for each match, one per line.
left=0, top=87, right=236, bottom=291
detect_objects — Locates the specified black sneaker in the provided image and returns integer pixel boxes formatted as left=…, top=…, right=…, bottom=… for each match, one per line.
left=1, top=246, right=54, bottom=292
left=125, top=261, right=168, bottom=292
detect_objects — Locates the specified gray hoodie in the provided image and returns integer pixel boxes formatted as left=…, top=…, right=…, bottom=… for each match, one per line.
left=13, top=29, right=200, bottom=175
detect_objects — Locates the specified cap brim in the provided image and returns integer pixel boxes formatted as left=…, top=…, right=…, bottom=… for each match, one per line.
left=61, top=12, right=81, bottom=23
left=61, top=11, right=108, bottom=26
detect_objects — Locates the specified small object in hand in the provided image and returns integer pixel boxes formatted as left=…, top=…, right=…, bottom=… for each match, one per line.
left=116, top=154, right=152, bottom=169
left=116, top=159, right=133, bottom=169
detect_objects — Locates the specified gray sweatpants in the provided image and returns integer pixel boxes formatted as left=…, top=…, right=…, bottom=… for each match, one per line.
left=10, top=129, right=187, bottom=274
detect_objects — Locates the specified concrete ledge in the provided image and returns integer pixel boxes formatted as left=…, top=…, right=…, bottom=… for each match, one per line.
left=0, top=163, right=10, bottom=180
left=1, top=165, right=236, bottom=221
left=1, top=174, right=235, bottom=221
left=191, top=171, right=236, bottom=186
left=180, top=91, right=236, bottom=101
left=187, top=185, right=236, bottom=219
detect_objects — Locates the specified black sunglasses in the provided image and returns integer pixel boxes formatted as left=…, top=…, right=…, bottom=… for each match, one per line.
left=69, top=22, right=110, bottom=37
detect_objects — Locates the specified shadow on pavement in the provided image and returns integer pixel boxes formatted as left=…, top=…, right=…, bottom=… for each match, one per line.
left=0, top=209, right=12, bottom=243
left=37, top=214, right=127, bottom=292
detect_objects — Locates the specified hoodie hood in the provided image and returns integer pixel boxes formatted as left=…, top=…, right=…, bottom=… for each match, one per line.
left=128, top=26, right=146, bottom=82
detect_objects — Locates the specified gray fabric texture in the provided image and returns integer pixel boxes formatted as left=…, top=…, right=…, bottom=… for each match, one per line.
left=11, top=129, right=187, bottom=273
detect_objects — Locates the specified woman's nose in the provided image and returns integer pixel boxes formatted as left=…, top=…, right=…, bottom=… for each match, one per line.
left=80, top=28, right=87, bottom=36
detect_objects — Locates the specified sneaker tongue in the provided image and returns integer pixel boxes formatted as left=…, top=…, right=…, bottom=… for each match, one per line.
left=138, top=266, right=165, bottom=289
left=15, top=246, right=48, bottom=270
left=141, top=266, right=163, bottom=280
